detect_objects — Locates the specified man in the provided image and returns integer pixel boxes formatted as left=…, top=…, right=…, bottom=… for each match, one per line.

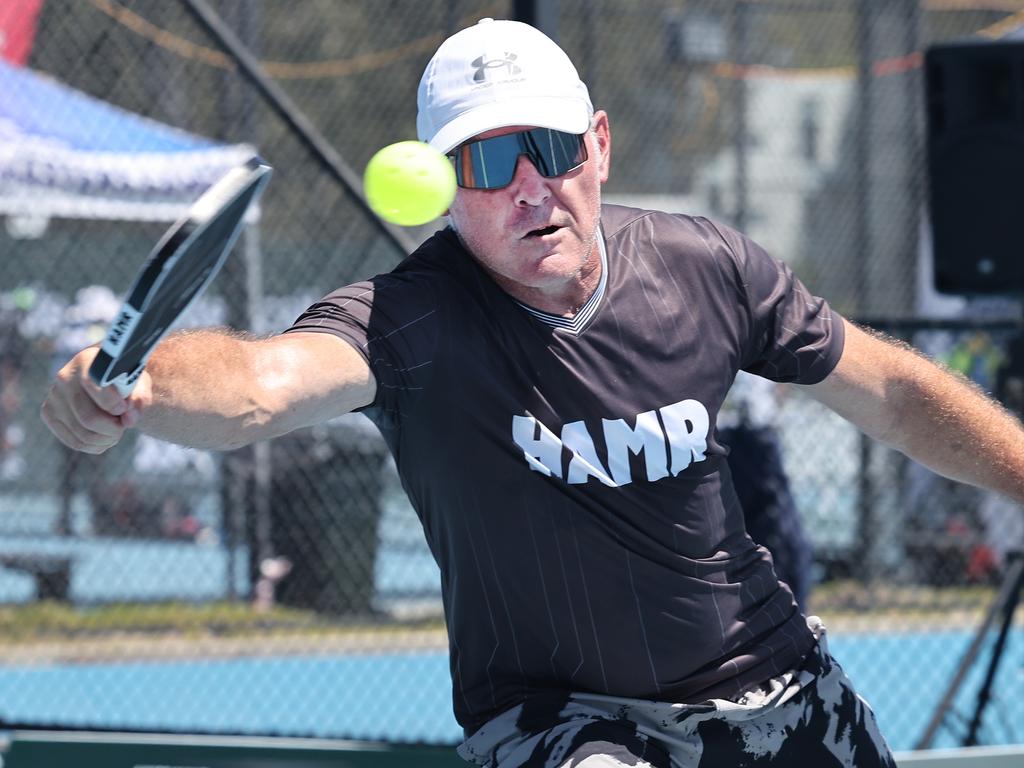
left=43, top=18, right=1024, bottom=768
left=0, top=289, right=29, bottom=481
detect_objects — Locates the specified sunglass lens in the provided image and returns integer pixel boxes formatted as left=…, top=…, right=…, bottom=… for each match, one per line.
left=453, top=129, right=587, bottom=190
left=455, top=134, right=520, bottom=189
left=525, top=129, right=586, bottom=179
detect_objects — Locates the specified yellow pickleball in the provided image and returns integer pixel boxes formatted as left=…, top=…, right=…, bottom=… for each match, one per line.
left=363, top=141, right=457, bottom=226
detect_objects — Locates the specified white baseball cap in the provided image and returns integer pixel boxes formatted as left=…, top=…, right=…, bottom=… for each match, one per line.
left=416, top=18, right=594, bottom=155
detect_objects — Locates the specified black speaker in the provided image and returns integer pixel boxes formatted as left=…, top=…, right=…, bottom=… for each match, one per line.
left=926, top=40, right=1024, bottom=295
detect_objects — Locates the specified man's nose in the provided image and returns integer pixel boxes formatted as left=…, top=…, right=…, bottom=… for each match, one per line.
left=509, top=155, right=551, bottom=207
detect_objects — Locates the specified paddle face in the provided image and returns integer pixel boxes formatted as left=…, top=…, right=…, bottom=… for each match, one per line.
left=89, top=158, right=272, bottom=395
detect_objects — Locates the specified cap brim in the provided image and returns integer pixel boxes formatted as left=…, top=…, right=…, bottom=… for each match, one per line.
left=427, top=98, right=592, bottom=154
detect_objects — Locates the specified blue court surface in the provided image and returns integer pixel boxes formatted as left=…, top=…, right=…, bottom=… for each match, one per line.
left=0, top=627, right=1019, bottom=751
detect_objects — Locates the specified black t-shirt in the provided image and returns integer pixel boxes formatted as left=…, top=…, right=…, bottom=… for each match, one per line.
left=286, top=204, right=845, bottom=734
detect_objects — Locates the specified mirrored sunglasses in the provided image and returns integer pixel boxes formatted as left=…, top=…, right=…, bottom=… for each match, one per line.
left=448, top=128, right=588, bottom=190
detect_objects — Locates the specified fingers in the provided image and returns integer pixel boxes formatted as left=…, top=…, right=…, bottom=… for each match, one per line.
left=84, top=369, right=133, bottom=416
left=41, top=384, right=125, bottom=453
left=122, top=371, right=153, bottom=428
left=40, top=347, right=142, bottom=454
left=41, top=409, right=117, bottom=455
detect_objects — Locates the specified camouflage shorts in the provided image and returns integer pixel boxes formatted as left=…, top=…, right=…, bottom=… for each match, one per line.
left=458, top=618, right=896, bottom=768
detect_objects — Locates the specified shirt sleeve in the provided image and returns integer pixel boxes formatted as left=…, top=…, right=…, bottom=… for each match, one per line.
left=283, top=273, right=439, bottom=423
left=711, top=220, right=845, bottom=385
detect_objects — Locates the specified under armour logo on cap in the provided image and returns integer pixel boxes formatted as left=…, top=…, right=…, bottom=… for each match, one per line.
left=471, top=52, right=521, bottom=82
left=417, top=18, right=593, bottom=154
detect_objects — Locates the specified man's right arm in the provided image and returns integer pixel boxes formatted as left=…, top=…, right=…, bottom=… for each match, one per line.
left=41, top=329, right=376, bottom=453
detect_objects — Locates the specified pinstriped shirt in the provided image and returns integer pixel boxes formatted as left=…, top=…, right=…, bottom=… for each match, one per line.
left=286, top=204, right=845, bottom=735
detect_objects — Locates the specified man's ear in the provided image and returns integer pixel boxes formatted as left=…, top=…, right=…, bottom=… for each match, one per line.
left=591, top=110, right=611, bottom=183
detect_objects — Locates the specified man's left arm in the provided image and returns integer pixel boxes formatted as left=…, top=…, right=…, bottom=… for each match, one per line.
left=805, top=318, right=1024, bottom=504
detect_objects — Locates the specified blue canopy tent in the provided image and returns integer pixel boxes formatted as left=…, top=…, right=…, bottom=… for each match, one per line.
left=0, top=58, right=257, bottom=224
left=0, top=60, right=268, bottom=605
left=0, top=56, right=268, bottom=328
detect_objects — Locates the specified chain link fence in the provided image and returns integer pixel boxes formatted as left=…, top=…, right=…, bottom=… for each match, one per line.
left=1, top=0, right=1022, bottom=752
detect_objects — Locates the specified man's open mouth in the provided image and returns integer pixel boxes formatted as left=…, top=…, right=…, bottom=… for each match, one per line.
left=525, top=225, right=560, bottom=238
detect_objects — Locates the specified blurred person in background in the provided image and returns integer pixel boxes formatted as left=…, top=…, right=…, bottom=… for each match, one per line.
left=904, top=332, right=1013, bottom=585
left=53, top=285, right=213, bottom=539
left=989, top=335, right=1024, bottom=565
left=940, top=334, right=1006, bottom=583
left=52, top=285, right=129, bottom=535
left=41, top=19, right=1024, bottom=768
left=719, top=372, right=813, bottom=610
left=947, top=333, right=1023, bottom=582
left=0, top=288, right=33, bottom=481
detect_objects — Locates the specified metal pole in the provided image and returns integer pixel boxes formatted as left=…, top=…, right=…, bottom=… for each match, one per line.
left=904, top=0, right=923, bottom=288
left=513, top=0, right=559, bottom=40
left=854, top=0, right=872, bottom=315
left=853, top=0, right=875, bottom=581
left=216, top=0, right=267, bottom=602
left=581, top=0, right=597, bottom=105
left=179, top=0, right=417, bottom=256
left=731, top=1, right=749, bottom=232
left=245, top=223, right=274, bottom=597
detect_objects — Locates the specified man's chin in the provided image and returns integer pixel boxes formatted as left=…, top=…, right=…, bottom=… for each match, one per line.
left=521, top=260, right=588, bottom=294
left=519, top=232, right=581, bottom=262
